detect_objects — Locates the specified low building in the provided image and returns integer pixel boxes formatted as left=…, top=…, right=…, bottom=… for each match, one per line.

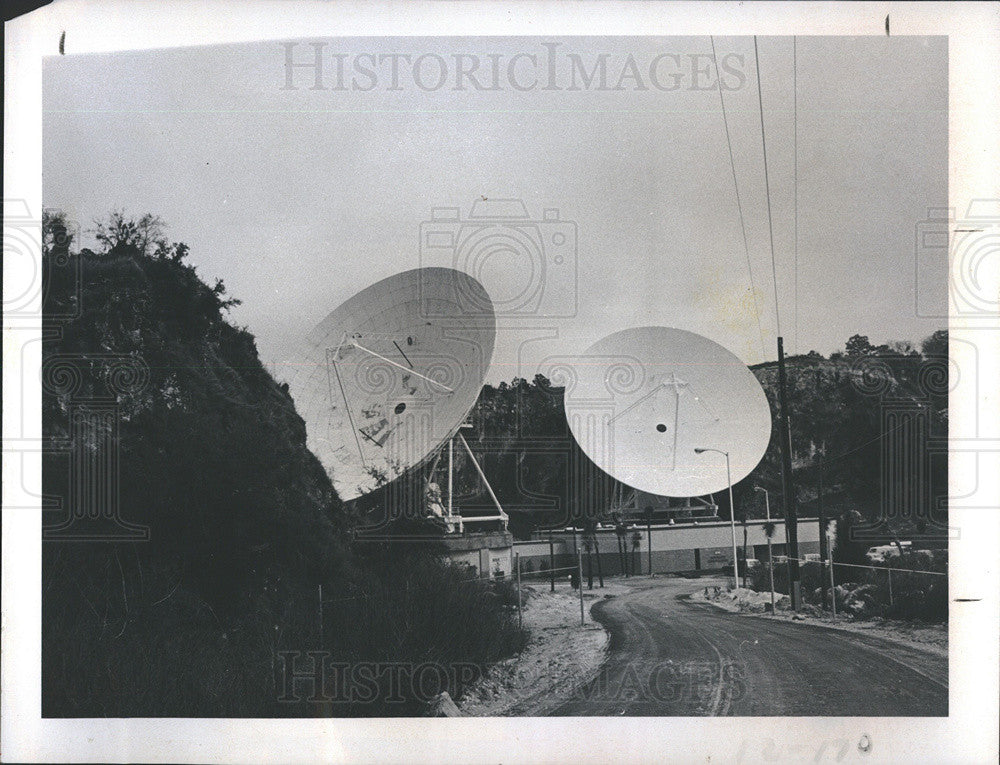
left=517, top=517, right=822, bottom=577
left=439, top=517, right=822, bottom=580
left=439, top=530, right=516, bottom=578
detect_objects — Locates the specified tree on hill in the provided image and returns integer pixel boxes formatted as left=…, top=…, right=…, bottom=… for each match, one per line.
left=92, top=210, right=167, bottom=257
left=42, top=209, right=75, bottom=260
left=845, top=334, right=875, bottom=356
left=921, top=329, right=947, bottom=359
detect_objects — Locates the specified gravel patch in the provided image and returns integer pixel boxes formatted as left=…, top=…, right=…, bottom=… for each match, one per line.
left=457, top=581, right=625, bottom=716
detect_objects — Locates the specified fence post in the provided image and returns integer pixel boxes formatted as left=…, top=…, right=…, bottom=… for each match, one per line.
left=577, top=547, right=585, bottom=626
left=829, top=560, right=837, bottom=618
left=515, top=552, right=522, bottom=631
left=318, top=583, right=323, bottom=648
left=549, top=531, right=555, bottom=592
left=887, top=568, right=893, bottom=606
left=767, top=540, right=776, bottom=615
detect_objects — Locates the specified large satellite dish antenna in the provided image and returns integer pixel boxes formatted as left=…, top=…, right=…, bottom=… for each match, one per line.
left=287, top=267, right=496, bottom=501
left=561, top=327, right=771, bottom=497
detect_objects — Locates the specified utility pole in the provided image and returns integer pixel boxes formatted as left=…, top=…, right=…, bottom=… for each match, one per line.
left=615, top=519, right=628, bottom=576
left=762, top=490, right=776, bottom=613
left=742, top=521, right=749, bottom=589
left=585, top=536, right=594, bottom=590
left=818, top=455, right=829, bottom=611
left=828, top=526, right=837, bottom=618
left=777, top=337, right=801, bottom=610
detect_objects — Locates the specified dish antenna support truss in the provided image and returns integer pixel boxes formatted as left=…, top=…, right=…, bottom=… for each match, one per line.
left=611, top=486, right=719, bottom=522
left=423, top=423, right=509, bottom=533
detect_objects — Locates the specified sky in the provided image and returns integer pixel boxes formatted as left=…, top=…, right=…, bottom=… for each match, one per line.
left=43, top=35, right=948, bottom=383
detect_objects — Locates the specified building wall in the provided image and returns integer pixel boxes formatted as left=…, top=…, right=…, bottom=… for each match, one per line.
left=441, top=531, right=514, bottom=578
left=526, top=518, right=823, bottom=575
left=447, top=549, right=480, bottom=572
left=512, top=540, right=574, bottom=579
left=443, top=520, right=824, bottom=579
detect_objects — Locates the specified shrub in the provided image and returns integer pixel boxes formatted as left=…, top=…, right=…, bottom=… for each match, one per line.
left=750, top=558, right=824, bottom=599
left=319, top=555, right=528, bottom=715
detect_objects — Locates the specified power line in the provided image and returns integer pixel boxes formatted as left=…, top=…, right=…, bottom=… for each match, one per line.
left=753, top=35, right=782, bottom=340
left=781, top=555, right=946, bottom=577
left=793, top=36, right=799, bottom=355
left=710, top=35, right=767, bottom=360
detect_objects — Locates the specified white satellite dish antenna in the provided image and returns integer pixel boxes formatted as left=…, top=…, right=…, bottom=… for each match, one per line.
left=561, top=327, right=771, bottom=497
left=287, top=268, right=497, bottom=505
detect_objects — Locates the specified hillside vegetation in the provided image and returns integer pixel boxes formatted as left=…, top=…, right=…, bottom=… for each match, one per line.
left=41, top=212, right=524, bottom=717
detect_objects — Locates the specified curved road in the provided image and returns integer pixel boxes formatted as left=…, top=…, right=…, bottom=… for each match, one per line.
left=547, top=578, right=947, bottom=716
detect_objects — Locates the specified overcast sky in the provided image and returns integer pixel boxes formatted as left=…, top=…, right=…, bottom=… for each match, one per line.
left=43, top=35, right=947, bottom=382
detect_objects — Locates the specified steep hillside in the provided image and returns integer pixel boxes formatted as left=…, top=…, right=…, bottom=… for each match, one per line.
left=41, top=231, right=353, bottom=715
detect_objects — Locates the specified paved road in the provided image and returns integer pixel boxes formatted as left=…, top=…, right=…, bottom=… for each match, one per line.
left=547, top=578, right=947, bottom=716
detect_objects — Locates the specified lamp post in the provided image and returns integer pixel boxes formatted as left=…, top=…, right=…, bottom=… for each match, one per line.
left=754, top=486, right=776, bottom=613
left=695, top=448, right=739, bottom=590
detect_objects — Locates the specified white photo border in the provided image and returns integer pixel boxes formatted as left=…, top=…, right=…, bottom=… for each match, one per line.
left=4, top=1, right=998, bottom=763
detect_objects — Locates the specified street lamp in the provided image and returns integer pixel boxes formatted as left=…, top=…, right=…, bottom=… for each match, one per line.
left=694, top=448, right=739, bottom=590
left=754, top=486, right=776, bottom=613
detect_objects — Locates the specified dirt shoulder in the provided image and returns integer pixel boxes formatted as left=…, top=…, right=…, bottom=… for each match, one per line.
left=688, top=582, right=947, bottom=657
left=457, top=581, right=629, bottom=716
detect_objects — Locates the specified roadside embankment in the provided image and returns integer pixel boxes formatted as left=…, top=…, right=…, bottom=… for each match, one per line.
left=458, top=581, right=628, bottom=716
left=689, top=582, right=947, bottom=657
